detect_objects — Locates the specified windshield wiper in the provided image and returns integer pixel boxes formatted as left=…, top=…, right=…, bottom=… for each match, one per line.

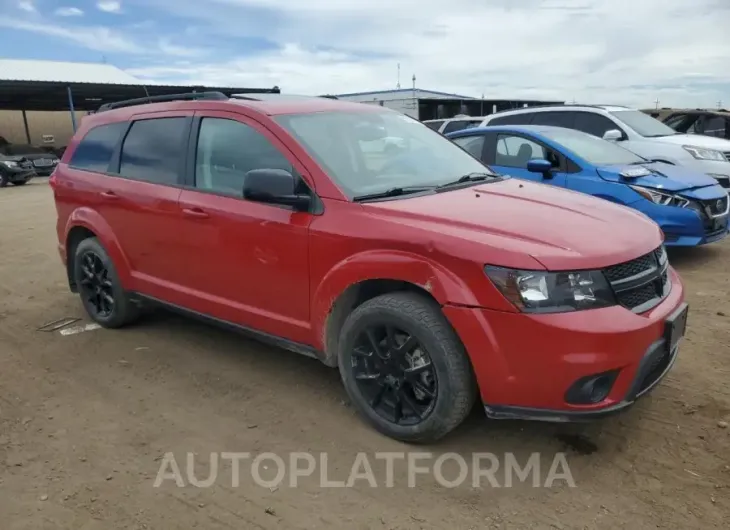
left=353, top=186, right=435, bottom=202
left=436, top=172, right=498, bottom=190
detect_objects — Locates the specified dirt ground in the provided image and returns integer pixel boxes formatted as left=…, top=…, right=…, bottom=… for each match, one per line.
left=1, top=181, right=728, bottom=529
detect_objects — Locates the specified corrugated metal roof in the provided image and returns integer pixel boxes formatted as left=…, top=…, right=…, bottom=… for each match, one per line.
left=337, top=88, right=475, bottom=99
left=0, top=59, right=146, bottom=85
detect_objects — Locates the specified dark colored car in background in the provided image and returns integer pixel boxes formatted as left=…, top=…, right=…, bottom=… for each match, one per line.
left=0, top=153, right=36, bottom=187
left=0, top=144, right=60, bottom=176
left=643, top=108, right=730, bottom=140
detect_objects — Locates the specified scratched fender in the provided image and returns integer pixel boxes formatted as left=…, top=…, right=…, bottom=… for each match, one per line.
left=310, top=249, right=485, bottom=351
left=64, top=207, right=133, bottom=288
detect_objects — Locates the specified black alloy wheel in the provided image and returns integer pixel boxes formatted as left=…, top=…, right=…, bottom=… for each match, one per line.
left=352, top=323, right=438, bottom=426
left=78, top=250, right=115, bottom=319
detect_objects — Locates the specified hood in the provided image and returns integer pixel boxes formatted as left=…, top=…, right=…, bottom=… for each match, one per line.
left=363, top=179, right=662, bottom=271
left=651, top=133, right=730, bottom=150
left=0, top=155, right=26, bottom=163
left=595, top=161, right=720, bottom=191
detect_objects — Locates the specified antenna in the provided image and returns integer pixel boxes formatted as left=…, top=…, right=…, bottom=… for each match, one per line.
left=396, top=63, right=401, bottom=89
left=718, top=100, right=723, bottom=109
left=654, top=97, right=659, bottom=109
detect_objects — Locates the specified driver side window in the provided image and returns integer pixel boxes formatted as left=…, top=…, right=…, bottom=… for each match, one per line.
left=195, top=118, right=293, bottom=197
left=495, top=134, right=550, bottom=168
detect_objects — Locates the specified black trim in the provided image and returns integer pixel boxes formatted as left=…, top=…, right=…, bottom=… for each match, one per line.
left=483, top=306, right=686, bottom=422
left=97, top=91, right=229, bottom=112
left=132, top=293, right=326, bottom=362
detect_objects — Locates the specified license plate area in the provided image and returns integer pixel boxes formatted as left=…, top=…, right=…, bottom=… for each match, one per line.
left=665, top=303, right=688, bottom=351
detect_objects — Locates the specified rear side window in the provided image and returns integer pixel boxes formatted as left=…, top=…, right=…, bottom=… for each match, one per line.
left=425, top=120, right=444, bottom=131
left=68, top=122, right=127, bottom=173
left=531, top=111, right=576, bottom=128
left=119, top=117, right=187, bottom=185
left=488, top=113, right=534, bottom=126
left=443, top=120, right=480, bottom=134
left=574, top=112, right=619, bottom=137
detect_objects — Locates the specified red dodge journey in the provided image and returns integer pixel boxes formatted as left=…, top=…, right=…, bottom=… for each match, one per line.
left=50, top=92, right=688, bottom=442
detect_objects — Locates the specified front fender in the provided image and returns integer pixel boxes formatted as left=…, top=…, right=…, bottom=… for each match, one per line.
left=310, top=249, right=484, bottom=351
left=65, top=207, right=132, bottom=287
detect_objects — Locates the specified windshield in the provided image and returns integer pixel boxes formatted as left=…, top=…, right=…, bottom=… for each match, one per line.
left=540, top=127, right=646, bottom=166
left=610, top=110, right=678, bottom=138
left=274, top=110, right=497, bottom=199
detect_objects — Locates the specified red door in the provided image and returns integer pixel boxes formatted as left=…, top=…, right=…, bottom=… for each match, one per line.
left=174, top=110, right=314, bottom=344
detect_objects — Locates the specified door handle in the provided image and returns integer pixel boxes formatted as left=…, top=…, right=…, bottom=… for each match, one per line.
left=100, top=191, right=119, bottom=200
left=182, top=207, right=209, bottom=219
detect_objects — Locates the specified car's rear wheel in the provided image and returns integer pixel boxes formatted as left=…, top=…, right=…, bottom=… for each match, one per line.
left=338, top=292, right=475, bottom=443
left=12, top=180, right=27, bottom=186
left=0, top=173, right=7, bottom=188
left=73, top=237, right=139, bottom=328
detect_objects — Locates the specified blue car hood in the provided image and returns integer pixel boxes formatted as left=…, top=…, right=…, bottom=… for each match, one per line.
left=595, top=162, right=719, bottom=192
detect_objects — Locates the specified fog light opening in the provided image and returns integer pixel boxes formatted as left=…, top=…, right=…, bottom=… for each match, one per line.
left=565, top=370, right=620, bottom=405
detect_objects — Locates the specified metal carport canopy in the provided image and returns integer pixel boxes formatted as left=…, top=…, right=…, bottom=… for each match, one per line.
left=0, top=59, right=280, bottom=137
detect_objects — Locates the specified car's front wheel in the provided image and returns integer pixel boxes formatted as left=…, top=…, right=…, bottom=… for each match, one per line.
left=0, top=173, right=7, bottom=188
left=73, top=237, right=139, bottom=328
left=338, top=292, right=476, bottom=443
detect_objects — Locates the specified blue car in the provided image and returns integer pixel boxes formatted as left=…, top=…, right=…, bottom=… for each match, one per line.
left=446, top=125, right=729, bottom=246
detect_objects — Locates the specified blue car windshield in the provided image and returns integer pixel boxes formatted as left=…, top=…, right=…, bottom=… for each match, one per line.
left=275, top=110, right=497, bottom=199
left=539, top=128, right=647, bottom=166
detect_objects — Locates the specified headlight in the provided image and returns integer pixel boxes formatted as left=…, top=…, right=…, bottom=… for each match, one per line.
left=683, top=146, right=727, bottom=162
left=0, top=160, right=18, bottom=168
left=629, top=185, right=689, bottom=207
left=485, top=266, right=615, bottom=313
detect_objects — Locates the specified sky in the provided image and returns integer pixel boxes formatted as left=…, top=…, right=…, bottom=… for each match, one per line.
left=0, top=0, right=729, bottom=108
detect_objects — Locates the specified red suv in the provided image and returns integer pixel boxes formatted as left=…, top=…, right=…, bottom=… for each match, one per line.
left=50, top=92, right=688, bottom=442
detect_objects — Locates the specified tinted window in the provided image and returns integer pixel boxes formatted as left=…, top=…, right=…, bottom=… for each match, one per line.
left=424, top=120, right=444, bottom=131
left=195, top=118, right=292, bottom=196
left=664, top=114, right=691, bottom=130
left=488, top=113, right=534, bottom=126
left=452, top=135, right=486, bottom=159
left=573, top=112, right=619, bottom=138
left=69, top=122, right=127, bottom=173
left=119, top=118, right=187, bottom=185
left=495, top=134, right=547, bottom=168
left=530, top=111, right=575, bottom=127
left=702, top=116, right=727, bottom=138
left=442, top=120, right=481, bottom=134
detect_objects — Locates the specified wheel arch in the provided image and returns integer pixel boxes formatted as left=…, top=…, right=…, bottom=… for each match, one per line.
left=312, top=250, right=477, bottom=367
left=64, top=208, right=132, bottom=291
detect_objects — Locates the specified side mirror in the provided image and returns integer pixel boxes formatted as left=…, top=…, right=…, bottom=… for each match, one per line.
left=243, top=168, right=311, bottom=211
left=602, top=129, right=623, bottom=142
left=527, top=158, right=553, bottom=177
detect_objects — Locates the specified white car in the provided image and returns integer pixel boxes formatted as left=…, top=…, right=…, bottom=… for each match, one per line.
left=423, top=116, right=484, bottom=135
left=479, top=105, right=730, bottom=188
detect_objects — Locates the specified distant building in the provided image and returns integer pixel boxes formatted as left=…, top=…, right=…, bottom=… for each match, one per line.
left=336, top=88, right=563, bottom=121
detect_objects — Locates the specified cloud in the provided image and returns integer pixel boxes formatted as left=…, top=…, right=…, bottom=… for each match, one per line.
left=17, top=0, right=35, bottom=12
left=0, top=18, right=143, bottom=53
left=55, top=6, right=84, bottom=16
left=97, top=0, right=122, bottom=13
left=5, top=0, right=730, bottom=108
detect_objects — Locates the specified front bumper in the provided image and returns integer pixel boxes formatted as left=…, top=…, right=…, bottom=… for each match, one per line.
left=629, top=198, right=729, bottom=247
left=443, top=267, right=686, bottom=419
left=2, top=168, right=36, bottom=183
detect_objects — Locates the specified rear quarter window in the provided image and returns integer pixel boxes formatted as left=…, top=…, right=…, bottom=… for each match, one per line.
left=118, top=117, right=188, bottom=185
left=68, top=122, right=127, bottom=173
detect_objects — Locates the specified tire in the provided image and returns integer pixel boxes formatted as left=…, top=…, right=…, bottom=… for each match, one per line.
left=337, top=292, right=476, bottom=443
left=12, top=180, right=27, bottom=186
left=0, top=173, right=7, bottom=188
left=73, top=237, right=139, bottom=328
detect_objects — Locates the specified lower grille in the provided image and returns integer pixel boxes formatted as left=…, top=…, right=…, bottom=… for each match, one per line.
left=703, top=195, right=729, bottom=216
left=603, top=246, right=669, bottom=313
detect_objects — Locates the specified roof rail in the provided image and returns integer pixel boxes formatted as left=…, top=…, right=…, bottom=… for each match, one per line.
left=488, top=102, right=633, bottom=117
left=96, top=91, right=229, bottom=112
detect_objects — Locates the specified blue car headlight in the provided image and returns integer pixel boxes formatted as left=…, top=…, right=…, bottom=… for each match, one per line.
left=485, top=266, right=615, bottom=313
left=629, top=185, right=690, bottom=207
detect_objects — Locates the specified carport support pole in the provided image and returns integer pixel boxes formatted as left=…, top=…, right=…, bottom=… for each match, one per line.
left=67, top=86, right=77, bottom=132
left=21, top=110, right=31, bottom=144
